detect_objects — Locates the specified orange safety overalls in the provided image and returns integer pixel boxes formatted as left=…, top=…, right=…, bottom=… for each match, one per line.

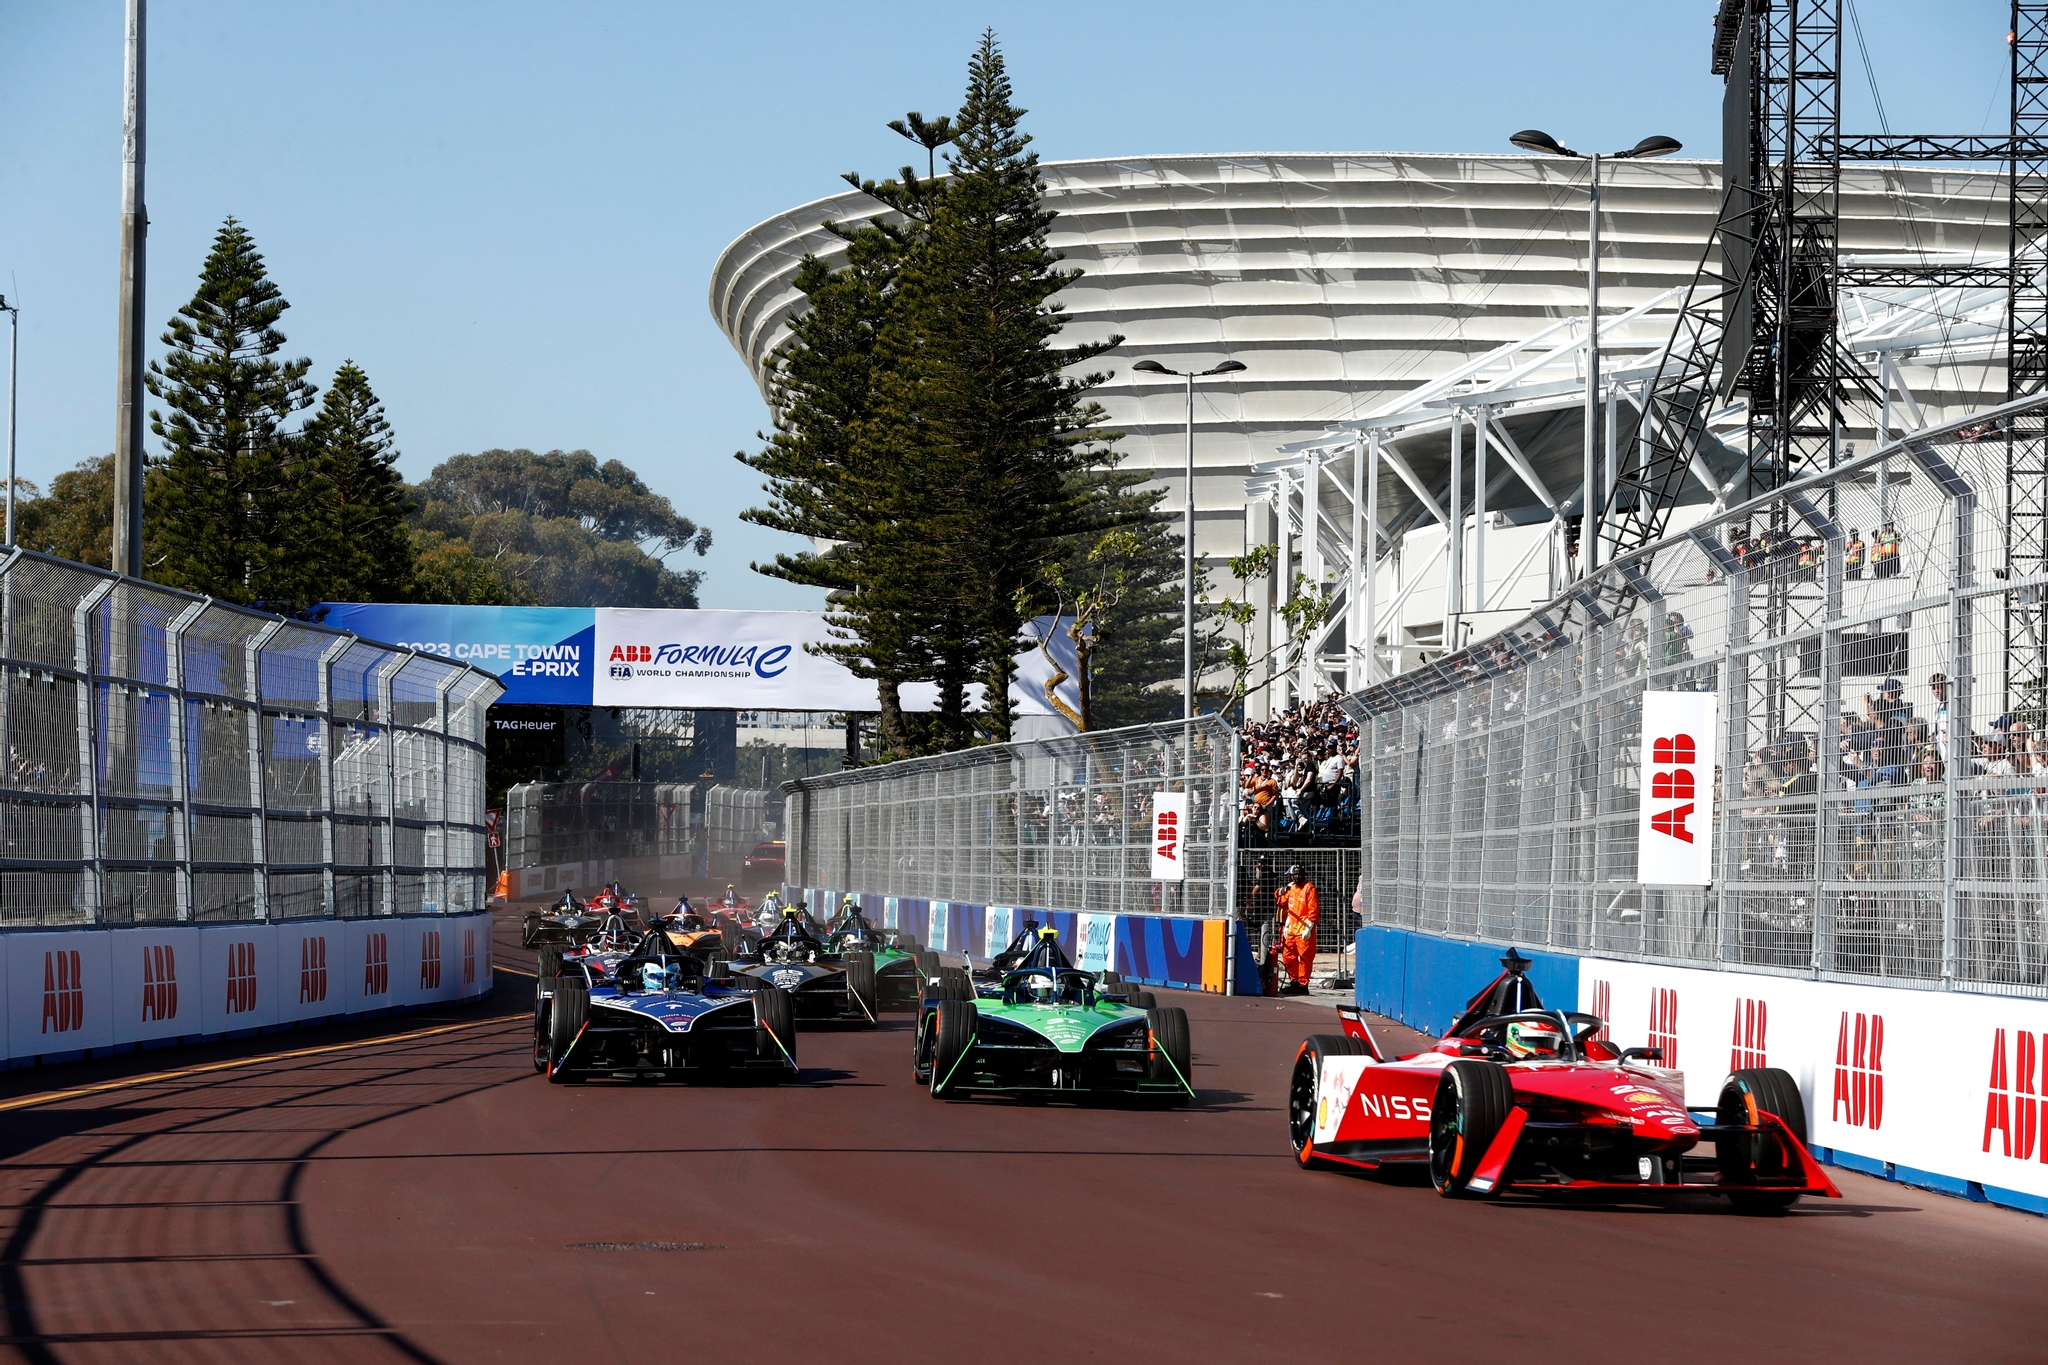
left=1274, top=880, right=1321, bottom=987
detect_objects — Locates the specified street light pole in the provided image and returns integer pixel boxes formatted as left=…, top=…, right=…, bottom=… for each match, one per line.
left=1133, top=357, right=1247, bottom=720
left=1509, top=130, right=1681, bottom=583
left=0, top=297, right=15, bottom=546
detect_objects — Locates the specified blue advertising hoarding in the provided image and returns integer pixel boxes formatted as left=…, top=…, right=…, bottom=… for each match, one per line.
left=314, top=605, right=595, bottom=706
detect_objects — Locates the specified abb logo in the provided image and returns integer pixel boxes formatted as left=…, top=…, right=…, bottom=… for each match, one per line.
left=41, top=950, right=83, bottom=1034
left=420, top=931, right=442, bottom=990
left=1983, top=1028, right=2047, bottom=1161
left=364, top=933, right=390, bottom=996
left=1647, top=987, right=1679, bottom=1068
left=608, top=645, right=654, bottom=663
left=1731, top=997, right=1769, bottom=1071
left=463, top=929, right=477, bottom=986
left=142, top=944, right=178, bottom=1022
left=300, top=937, right=328, bottom=1004
left=1155, top=809, right=1179, bottom=864
left=223, top=941, right=259, bottom=1015
left=1832, top=1011, right=1884, bottom=1131
left=1647, top=734, right=1697, bottom=843
left=1589, top=979, right=1611, bottom=1040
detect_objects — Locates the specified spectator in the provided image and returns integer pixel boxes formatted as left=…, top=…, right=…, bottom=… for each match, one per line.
left=1874, top=521, right=1902, bottom=578
left=1929, top=671, right=1951, bottom=762
left=1845, top=528, right=1866, bottom=579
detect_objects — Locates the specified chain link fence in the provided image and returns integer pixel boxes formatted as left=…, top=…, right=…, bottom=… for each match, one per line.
left=1343, top=394, right=2048, bottom=998
left=1236, top=846, right=1361, bottom=968
left=0, top=550, right=501, bottom=927
left=784, top=716, right=1238, bottom=918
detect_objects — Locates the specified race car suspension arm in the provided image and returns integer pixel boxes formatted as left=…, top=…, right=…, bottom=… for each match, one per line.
left=1149, top=1030, right=1198, bottom=1100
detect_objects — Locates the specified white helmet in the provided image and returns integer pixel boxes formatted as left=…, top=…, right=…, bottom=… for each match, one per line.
left=641, top=961, right=675, bottom=993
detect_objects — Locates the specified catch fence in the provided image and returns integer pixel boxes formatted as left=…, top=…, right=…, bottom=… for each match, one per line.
left=0, top=549, right=501, bottom=927
left=784, top=716, right=1238, bottom=919
left=1343, top=394, right=2048, bottom=998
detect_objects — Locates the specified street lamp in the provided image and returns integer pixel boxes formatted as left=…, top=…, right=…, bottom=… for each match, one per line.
left=0, top=295, right=16, bottom=546
left=1508, top=131, right=1681, bottom=576
left=1133, top=357, right=1247, bottom=718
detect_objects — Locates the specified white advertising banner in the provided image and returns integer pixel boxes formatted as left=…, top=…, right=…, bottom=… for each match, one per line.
left=1636, top=690, right=1717, bottom=885
left=1075, top=913, right=1116, bottom=972
left=1581, top=957, right=2048, bottom=1201
left=1149, top=791, right=1188, bottom=881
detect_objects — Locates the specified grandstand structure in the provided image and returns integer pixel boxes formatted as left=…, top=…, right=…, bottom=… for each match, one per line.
left=713, top=152, right=2009, bottom=716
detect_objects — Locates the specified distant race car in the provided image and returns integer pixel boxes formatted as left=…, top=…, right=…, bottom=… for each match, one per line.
left=821, top=901, right=925, bottom=1010
left=913, top=928, right=1192, bottom=1105
left=521, top=890, right=615, bottom=950
left=536, top=933, right=798, bottom=1085
left=1287, top=950, right=1841, bottom=1211
left=720, top=906, right=881, bottom=1026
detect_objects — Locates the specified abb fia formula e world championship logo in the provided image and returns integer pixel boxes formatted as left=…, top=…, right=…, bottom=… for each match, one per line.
left=300, top=936, right=329, bottom=1004
left=142, top=943, right=178, bottom=1022
left=363, top=933, right=390, bottom=997
left=1647, top=987, right=1680, bottom=1068
left=1731, top=997, right=1769, bottom=1071
left=224, top=941, right=258, bottom=1015
left=42, top=950, right=83, bottom=1034
left=420, top=931, right=442, bottom=990
left=1833, top=1011, right=1883, bottom=1130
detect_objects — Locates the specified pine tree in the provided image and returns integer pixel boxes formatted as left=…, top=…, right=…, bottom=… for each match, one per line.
left=145, top=219, right=315, bottom=602
left=889, top=32, right=1123, bottom=741
left=293, top=361, right=415, bottom=605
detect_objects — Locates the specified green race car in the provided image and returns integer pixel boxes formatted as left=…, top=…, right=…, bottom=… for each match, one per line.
left=912, top=939, right=1193, bottom=1105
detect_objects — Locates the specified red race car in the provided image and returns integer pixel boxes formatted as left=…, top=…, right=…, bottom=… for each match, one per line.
left=1288, top=951, right=1841, bottom=1212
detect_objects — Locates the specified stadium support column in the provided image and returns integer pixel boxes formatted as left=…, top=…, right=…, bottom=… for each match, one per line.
left=112, top=0, right=147, bottom=578
left=1348, top=437, right=1364, bottom=691
left=2008, top=1, right=2048, bottom=719
left=1300, top=447, right=1323, bottom=701
left=1445, top=409, right=1463, bottom=650
left=1473, top=404, right=1488, bottom=623
left=1583, top=152, right=1602, bottom=578
left=1363, top=433, right=1380, bottom=685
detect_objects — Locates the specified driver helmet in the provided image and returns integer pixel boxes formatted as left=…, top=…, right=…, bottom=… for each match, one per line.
left=1503, top=1018, right=1566, bottom=1060
left=641, top=961, right=676, bottom=993
left=1026, top=973, right=1058, bottom=1005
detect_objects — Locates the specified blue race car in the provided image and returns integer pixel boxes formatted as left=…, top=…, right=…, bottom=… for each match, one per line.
left=538, top=938, right=798, bottom=1085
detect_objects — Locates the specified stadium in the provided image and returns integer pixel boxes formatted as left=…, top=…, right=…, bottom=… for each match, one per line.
left=714, top=153, right=2010, bottom=701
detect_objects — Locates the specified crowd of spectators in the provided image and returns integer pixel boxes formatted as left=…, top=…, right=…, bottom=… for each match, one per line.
left=1239, top=698, right=1359, bottom=845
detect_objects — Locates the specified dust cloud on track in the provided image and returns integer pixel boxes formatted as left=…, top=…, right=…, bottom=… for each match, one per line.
left=0, top=907, right=2036, bottom=1364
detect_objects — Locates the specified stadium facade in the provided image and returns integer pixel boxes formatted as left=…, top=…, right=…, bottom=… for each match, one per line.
left=712, top=153, right=2009, bottom=712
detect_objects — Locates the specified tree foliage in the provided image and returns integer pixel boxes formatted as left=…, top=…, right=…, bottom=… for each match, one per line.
left=741, top=32, right=1129, bottom=756
left=411, top=448, right=711, bottom=607
left=145, top=218, right=316, bottom=603
left=291, top=361, right=414, bottom=605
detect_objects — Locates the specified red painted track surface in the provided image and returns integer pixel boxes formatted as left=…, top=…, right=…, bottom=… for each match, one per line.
left=0, top=907, right=2040, bottom=1364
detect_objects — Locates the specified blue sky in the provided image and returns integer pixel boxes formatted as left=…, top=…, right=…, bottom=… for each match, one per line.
left=0, top=2, right=2011, bottom=608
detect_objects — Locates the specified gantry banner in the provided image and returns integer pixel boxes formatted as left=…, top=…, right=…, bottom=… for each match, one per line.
left=1636, top=690, right=1718, bottom=885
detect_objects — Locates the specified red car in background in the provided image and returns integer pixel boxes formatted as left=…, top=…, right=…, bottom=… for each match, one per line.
left=742, top=841, right=786, bottom=890
left=1288, top=951, right=1840, bottom=1212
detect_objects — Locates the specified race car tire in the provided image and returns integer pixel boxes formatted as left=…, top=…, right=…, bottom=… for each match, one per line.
left=537, top=946, right=563, bottom=982
left=941, top=966, right=974, bottom=1002
left=1290, top=1034, right=1374, bottom=1166
left=754, top=985, right=797, bottom=1070
left=845, top=952, right=880, bottom=1025
left=896, top=936, right=921, bottom=957
left=1718, top=1067, right=1808, bottom=1213
left=531, top=999, right=551, bottom=1073
left=1146, top=1007, right=1193, bottom=1106
left=521, top=911, right=542, bottom=948
left=917, top=950, right=940, bottom=983
left=1430, top=1059, right=1512, bottom=1196
left=721, top=921, right=741, bottom=956
left=1099, top=970, right=1123, bottom=985
left=930, top=1000, right=978, bottom=1098
left=547, top=982, right=588, bottom=1083
left=1129, top=991, right=1158, bottom=1011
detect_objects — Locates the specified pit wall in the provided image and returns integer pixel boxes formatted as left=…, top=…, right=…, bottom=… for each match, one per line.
left=0, top=912, right=497, bottom=1071
left=1355, top=925, right=2048, bottom=1217
left=792, top=888, right=1260, bottom=996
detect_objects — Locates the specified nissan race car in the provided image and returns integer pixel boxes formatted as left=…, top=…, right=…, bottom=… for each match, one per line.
left=1287, top=951, right=1841, bottom=1211
left=913, top=929, right=1192, bottom=1105
left=720, top=906, right=881, bottom=1026
left=536, top=936, right=798, bottom=1085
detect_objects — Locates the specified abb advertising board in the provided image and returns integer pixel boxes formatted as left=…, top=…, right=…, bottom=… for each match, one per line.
left=1582, top=957, right=2048, bottom=1202
left=1149, top=791, right=1188, bottom=882
left=0, top=913, right=495, bottom=1068
left=1636, top=691, right=1716, bottom=885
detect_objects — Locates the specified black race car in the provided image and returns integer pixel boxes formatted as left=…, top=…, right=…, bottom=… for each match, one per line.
left=536, top=933, right=797, bottom=1085
left=521, top=890, right=626, bottom=950
left=721, top=907, right=881, bottom=1026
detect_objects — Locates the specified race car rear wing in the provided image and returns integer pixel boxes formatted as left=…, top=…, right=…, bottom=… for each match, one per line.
left=1334, top=1005, right=1385, bottom=1061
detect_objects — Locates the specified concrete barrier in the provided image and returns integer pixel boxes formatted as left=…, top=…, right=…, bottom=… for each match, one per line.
left=1354, top=923, right=2048, bottom=1217
left=0, top=912, right=495, bottom=1070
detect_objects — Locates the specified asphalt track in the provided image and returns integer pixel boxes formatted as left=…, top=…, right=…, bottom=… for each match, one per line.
left=0, top=908, right=2039, bottom=1364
